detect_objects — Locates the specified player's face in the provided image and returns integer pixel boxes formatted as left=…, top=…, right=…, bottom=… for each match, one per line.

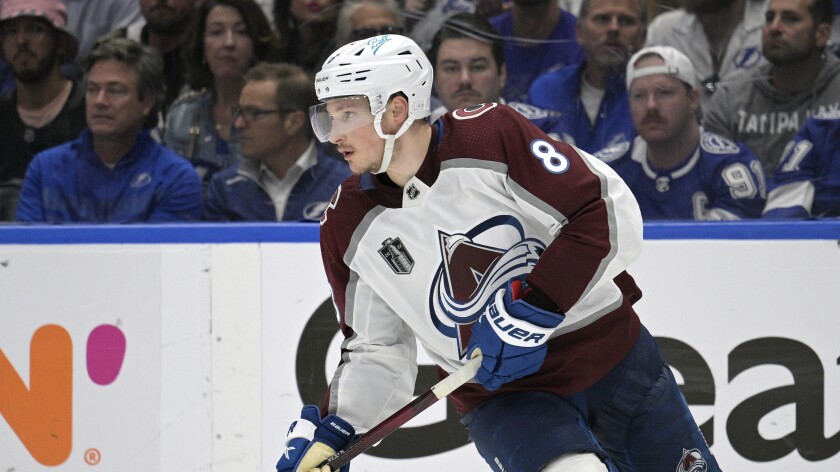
left=0, top=17, right=60, bottom=83
left=434, top=38, right=505, bottom=111
left=577, top=0, right=645, bottom=70
left=762, top=0, right=827, bottom=65
left=140, top=0, right=198, bottom=34
left=203, top=5, right=255, bottom=80
left=85, top=59, right=155, bottom=142
left=628, top=57, right=698, bottom=144
left=322, top=97, right=382, bottom=175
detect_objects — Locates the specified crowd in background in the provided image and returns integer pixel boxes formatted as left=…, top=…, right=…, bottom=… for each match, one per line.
left=1, top=0, right=839, bottom=223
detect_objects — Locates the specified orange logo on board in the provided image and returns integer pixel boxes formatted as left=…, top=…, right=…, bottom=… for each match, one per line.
left=0, top=324, right=126, bottom=466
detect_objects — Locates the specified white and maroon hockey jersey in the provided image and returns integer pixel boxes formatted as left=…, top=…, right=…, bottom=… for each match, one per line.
left=319, top=103, right=644, bottom=433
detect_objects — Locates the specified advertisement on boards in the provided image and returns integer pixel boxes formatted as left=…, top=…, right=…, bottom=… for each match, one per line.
left=260, top=240, right=840, bottom=471
left=0, top=245, right=211, bottom=471
left=1, top=235, right=838, bottom=471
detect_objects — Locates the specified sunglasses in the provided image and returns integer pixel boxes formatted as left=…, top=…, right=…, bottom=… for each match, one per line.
left=349, top=25, right=405, bottom=42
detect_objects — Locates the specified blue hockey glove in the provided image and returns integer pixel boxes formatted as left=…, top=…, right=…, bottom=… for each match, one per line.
left=276, top=405, right=355, bottom=472
left=467, top=279, right=565, bottom=391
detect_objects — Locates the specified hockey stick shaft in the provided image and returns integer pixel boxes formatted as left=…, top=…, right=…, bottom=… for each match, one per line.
left=319, top=352, right=483, bottom=470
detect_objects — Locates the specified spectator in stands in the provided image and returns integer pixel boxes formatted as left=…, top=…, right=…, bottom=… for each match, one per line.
left=426, top=13, right=546, bottom=122
left=597, top=46, right=766, bottom=220
left=402, top=0, right=506, bottom=52
left=164, top=0, right=283, bottom=187
left=64, top=0, right=144, bottom=68
left=108, top=0, right=204, bottom=115
left=488, top=0, right=585, bottom=102
left=273, top=0, right=341, bottom=74
left=0, top=0, right=86, bottom=222
left=15, top=38, right=203, bottom=223
left=204, top=62, right=349, bottom=221
left=334, top=0, right=403, bottom=48
left=527, top=0, right=647, bottom=153
left=644, top=0, right=767, bottom=106
left=703, top=0, right=840, bottom=174
left=763, top=112, right=840, bottom=218
left=429, top=13, right=505, bottom=121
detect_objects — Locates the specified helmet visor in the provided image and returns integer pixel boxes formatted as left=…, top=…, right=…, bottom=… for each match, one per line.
left=309, top=96, right=375, bottom=143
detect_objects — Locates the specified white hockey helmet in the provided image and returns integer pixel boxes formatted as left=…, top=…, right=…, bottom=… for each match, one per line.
left=311, top=34, right=433, bottom=173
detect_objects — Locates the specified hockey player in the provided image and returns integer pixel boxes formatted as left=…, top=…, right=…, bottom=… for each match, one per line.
left=276, top=34, right=721, bottom=472
left=595, top=45, right=766, bottom=220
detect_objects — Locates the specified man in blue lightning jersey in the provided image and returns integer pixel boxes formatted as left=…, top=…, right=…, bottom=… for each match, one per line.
left=763, top=112, right=840, bottom=218
left=596, top=45, right=766, bottom=220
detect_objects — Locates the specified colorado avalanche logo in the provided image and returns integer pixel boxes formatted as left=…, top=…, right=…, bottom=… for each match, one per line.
left=676, top=448, right=707, bottom=472
left=428, top=215, right=545, bottom=357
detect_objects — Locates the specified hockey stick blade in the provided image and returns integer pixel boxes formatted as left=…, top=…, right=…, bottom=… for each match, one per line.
left=318, top=351, right=483, bottom=470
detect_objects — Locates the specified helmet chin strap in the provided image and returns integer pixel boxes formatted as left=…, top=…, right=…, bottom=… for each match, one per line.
left=373, top=113, right=415, bottom=174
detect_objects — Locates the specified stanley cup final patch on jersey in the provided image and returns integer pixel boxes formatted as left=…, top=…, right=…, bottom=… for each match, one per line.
left=379, top=237, right=414, bottom=274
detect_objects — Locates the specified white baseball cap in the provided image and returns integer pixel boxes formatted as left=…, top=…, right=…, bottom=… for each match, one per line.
left=626, top=46, right=696, bottom=89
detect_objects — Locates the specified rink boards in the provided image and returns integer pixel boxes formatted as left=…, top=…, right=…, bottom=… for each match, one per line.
left=0, top=221, right=838, bottom=471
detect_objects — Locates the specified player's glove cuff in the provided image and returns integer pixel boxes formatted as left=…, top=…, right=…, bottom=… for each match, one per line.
left=488, top=280, right=564, bottom=347
left=277, top=405, right=355, bottom=472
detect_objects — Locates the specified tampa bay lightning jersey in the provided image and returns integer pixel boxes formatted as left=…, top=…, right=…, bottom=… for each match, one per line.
left=764, top=115, right=840, bottom=218
left=596, top=132, right=767, bottom=220
left=319, top=103, right=644, bottom=432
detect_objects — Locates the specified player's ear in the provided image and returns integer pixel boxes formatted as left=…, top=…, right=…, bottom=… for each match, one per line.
left=387, top=94, right=409, bottom=122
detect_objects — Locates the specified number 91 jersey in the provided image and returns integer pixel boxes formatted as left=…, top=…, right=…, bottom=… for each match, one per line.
left=318, top=103, right=644, bottom=431
left=596, top=132, right=767, bottom=220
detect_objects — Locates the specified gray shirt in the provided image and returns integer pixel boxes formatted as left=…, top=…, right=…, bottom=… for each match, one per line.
left=65, top=0, right=144, bottom=64
left=645, top=0, right=768, bottom=108
left=702, top=53, right=840, bottom=173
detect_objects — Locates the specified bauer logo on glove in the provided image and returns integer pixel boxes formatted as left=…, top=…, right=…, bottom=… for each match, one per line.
left=467, top=278, right=565, bottom=391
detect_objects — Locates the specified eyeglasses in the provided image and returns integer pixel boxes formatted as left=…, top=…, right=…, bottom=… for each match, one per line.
left=232, top=105, right=298, bottom=124
left=349, top=25, right=404, bottom=42
left=0, top=19, right=51, bottom=43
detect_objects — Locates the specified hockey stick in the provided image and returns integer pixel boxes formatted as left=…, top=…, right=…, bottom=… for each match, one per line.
left=317, top=351, right=483, bottom=470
